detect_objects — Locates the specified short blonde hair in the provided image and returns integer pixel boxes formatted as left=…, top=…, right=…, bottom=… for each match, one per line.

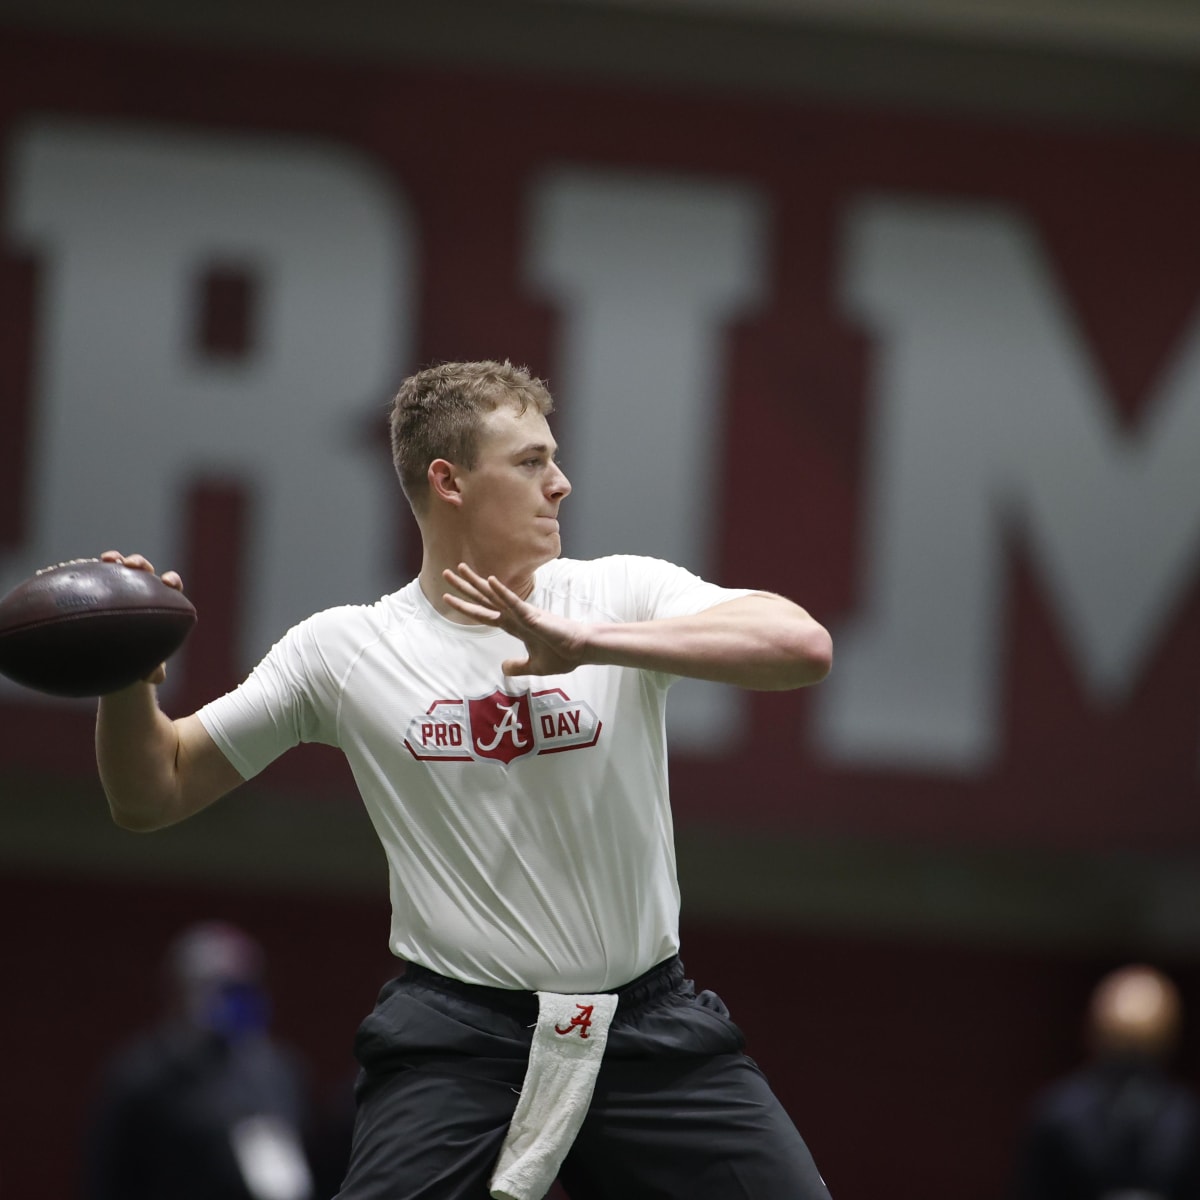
left=389, top=360, right=554, bottom=511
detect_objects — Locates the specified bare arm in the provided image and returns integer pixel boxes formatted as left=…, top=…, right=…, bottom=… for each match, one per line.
left=576, top=592, right=830, bottom=690
left=94, top=552, right=244, bottom=831
left=443, top=564, right=832, bottom=690
left=96, top=689, right=243, bottom=831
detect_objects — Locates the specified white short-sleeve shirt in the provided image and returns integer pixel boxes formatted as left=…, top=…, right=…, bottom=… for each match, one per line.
left=197, top=555, right=753, bottom=991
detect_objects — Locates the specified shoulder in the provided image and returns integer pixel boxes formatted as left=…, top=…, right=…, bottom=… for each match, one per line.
left=539, top=554, right=755, bottom=622
left=298, top=588, right=409, bottom=635
left=1023, top=1076, right=1086, bottom=1138
left=276, top=585, right=414, bottom=658
left=539, top=554, right=689, bottom=591
left=230, top=585, right=417, bottom=701
left=536, top=555, right=684, bottom=618
left=98, top=1026, right=194, bottom=1095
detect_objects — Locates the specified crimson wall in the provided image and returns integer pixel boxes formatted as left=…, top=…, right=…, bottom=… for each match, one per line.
left=2, top=21, right=1200, bottom=1199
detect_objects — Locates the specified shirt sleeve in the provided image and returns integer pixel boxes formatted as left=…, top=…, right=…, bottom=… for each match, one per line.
left=195, top=614, right=344, bottom=780
left=621, top=555, right=758, bottom=622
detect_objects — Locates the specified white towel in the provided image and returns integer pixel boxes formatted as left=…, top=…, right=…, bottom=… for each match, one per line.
left=489, top=990, right=619, bottom=1200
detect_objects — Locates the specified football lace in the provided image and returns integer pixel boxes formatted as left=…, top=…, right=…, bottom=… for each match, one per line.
left=34, top=557, right=102, bottom=576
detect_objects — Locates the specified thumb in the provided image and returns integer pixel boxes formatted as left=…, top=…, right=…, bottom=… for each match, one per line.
left=501, top=655, right=530, bottom=676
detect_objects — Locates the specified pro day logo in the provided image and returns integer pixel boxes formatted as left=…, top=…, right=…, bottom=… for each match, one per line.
left=404, top=688, right=602, bottom=765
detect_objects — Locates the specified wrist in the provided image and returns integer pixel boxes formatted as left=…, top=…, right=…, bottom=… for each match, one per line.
left=577, top=621, right=623, bottom=669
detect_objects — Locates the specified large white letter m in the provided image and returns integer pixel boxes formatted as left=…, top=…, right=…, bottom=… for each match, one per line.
left=814, top=198, right=1200, bottom=772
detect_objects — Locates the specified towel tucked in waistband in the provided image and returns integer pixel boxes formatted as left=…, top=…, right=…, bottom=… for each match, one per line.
left=488, top=990, right=619, bottom=1200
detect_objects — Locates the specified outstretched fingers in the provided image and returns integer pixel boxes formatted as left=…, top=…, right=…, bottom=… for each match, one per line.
left=481, top=574, right=525, bottom=611
left=440, top=564, right=580, bottom=677
left=442, top=564, right=531, bottom=623
left=442, top=565, right=502, bottom=622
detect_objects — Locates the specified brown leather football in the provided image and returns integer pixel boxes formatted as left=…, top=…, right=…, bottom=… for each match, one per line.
left=0, top=558, right=197, bottom=697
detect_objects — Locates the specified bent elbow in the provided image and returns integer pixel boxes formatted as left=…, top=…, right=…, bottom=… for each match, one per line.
left=778, top=621, right=832, bottom=689
left=805, top=624, right=834, bottom=682
left=105, top=790, right=174, bottom=833
left=109, top=807, right=159, bottom=834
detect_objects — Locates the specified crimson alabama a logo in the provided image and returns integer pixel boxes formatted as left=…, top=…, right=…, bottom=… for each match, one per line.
left=404, top=687, right=602, bottom=765
left=554, top=1004, right=595, bottom=1039
left=469, top=689, right=534, bottom=765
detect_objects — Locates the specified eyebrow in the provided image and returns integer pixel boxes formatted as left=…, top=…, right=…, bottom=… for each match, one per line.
left=513, top=441, right=558, bottom=458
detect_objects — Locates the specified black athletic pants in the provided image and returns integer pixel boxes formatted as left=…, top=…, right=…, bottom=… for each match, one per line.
left=334, top=956, right=832, bottom=1200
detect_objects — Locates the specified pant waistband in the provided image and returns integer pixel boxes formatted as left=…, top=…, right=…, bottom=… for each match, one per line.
left=400, top=955, right=685, bottom=1023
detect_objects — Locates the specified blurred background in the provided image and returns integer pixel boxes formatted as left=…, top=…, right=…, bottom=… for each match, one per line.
left=2, top=0, right=1200, bottom=1196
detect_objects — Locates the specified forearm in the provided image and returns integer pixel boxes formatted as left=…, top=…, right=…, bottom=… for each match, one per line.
left=95, top=682, right=186, bottom=831
left=581, top=594, right=832, bottom=690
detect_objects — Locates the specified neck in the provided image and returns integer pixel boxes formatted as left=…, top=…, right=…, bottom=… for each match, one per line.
left=417, top=554, right=536, bottom=624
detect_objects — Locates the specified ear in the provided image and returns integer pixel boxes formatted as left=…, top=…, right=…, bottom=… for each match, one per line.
left=427, top=458, right=465, bottom=508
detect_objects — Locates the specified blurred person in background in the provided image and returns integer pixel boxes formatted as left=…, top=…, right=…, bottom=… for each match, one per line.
left=84, top=920, right=316, bottom=1200
left=1015, top=963, right=1200, bottom=1200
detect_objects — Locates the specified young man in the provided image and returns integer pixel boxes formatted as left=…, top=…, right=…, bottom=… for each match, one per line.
left=96, top=360, right=834, bottom=1200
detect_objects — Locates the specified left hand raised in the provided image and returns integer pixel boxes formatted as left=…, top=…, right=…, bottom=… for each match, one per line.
left=443, top=563, right=588, bottom=676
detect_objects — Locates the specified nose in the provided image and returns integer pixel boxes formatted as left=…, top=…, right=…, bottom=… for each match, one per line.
left=547, top=461, right=571, bottom=500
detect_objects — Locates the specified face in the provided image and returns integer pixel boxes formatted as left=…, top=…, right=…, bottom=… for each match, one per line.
left=454, top=402, right=572, bottom=581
